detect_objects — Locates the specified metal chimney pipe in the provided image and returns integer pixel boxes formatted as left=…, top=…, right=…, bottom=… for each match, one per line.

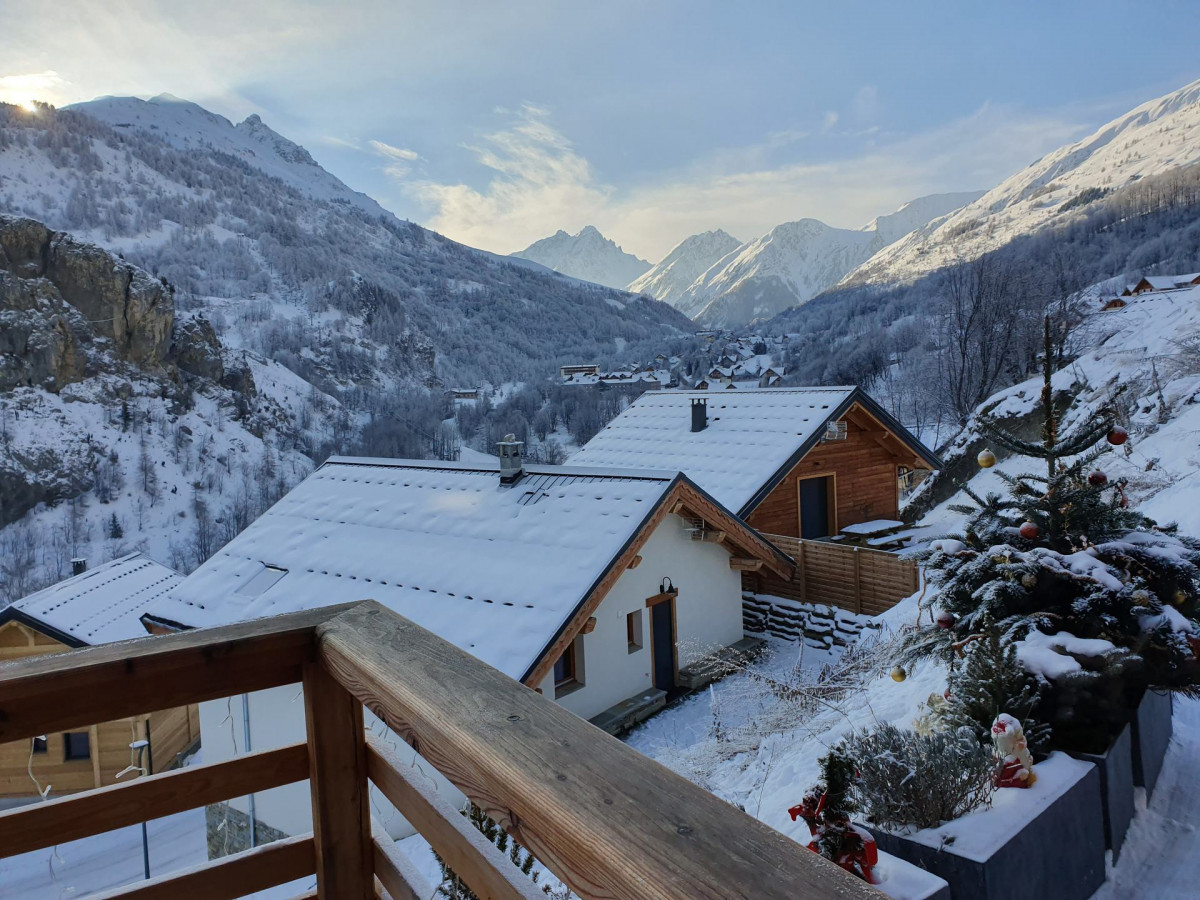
left=71, top=558, right=87, bottom=576
left=691, top=398, right=708, bottom=432
left=497, top=434, right=525, bottom=485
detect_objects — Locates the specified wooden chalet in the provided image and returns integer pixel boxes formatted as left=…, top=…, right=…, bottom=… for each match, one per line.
left=0, top=553, right=199, bottom=797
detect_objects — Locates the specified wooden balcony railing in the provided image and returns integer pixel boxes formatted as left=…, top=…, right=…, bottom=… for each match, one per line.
left=0, top=600, right=880, bottom=899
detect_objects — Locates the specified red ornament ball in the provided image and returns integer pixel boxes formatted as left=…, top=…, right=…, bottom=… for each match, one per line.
left=943, top=688, right=952, bottom=701
left=1088, top=470, right=1108, bottom=487
left=936, top=611, right=956, bottom=630
left=1019, top=521, right=1040, bottom=540
left=1107, top=426, right=1128, bottom=446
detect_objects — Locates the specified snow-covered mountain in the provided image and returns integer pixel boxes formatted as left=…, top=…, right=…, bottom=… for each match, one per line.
left=627, top=229, right=741, bottom=305
left=845, top=79, right=1200, bottom=287
left=512, top=226, right=651, bottom=289
left=677, top=192, right=981, bottom=327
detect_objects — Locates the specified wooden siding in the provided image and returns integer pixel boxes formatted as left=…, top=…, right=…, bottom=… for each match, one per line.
left=745, top=534, right=920, bottom=617
left=0, top=621, right=200, bottom=797
left=746, top=403, right=921, bottom=539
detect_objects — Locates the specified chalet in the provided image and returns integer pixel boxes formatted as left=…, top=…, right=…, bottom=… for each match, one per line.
left=571, top=387, right=942, bottom=541
left=559, top=363, right=599, bottom=377
left=141, top=447, right=789, bottom=847
left=0, top=553, right=199, bottom=797
left=1130, top=273, right=1200, bottom=295
left=1101, top=297, right=1128, bottom=311
left=445, top=387, right=479, bottom=401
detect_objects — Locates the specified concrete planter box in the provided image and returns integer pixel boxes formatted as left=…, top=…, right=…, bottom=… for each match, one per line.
left=866, top=754, right=1105, bottom=900
left=1132, top=688, right=1173, bottom=796
left=1068, top=723, right=1133, bottom=861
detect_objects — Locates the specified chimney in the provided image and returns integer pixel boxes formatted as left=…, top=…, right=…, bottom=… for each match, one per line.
left=691, top=398, right=708, bottom=432
left=497, top=433, right=525, bottom=485
left=71, top=558, right=88, bottom=576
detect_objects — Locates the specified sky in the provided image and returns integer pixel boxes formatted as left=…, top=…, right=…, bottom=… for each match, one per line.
left=2, top=0, right=1199, bottom=261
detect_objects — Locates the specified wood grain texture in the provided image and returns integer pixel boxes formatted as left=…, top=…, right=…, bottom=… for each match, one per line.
left=0, top=604, right=356, bottom=744
left=90, top=833, right=315, bottom=900
left=321, top=602, right=880, bottom=900
left=371, top=817, right=437, bottom=900
left=304, top=662, right=373, bottom=899
left=0, top=743, right=309, bottom=858
left=367, top=736, right=544, bottom=900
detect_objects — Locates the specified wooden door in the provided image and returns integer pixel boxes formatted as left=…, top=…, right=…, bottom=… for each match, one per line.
left=798, top=476, right=833, bottom=539
left=649, top=598, right=676, bottom=692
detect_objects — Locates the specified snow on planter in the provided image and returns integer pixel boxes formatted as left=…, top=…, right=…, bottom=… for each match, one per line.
left=873, top=852, right=950, bottom=900
left=866, top=753, right=1105, bottom=900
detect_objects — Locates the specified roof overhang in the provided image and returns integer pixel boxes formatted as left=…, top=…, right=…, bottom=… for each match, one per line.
left=0, top=606, right=88, bottom=649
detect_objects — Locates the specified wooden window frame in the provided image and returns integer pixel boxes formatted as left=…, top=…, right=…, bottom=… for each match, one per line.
left=63, top=730, right=91, bottom=762
left=796, top=471, right=838, bottom=539
left=553, top=639, right=583, bottom=698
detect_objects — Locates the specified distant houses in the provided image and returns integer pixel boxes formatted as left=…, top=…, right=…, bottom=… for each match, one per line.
left=0, top=553, right=198, bottom=797
left=1103, top=271, right=1200, bottom=309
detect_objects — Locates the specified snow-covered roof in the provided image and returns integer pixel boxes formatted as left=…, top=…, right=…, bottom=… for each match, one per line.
left=143, top=459, right=707, bottom=681
left=571, top=387, right=940, bottom=514
left=6, top=553, right=183, bottom=646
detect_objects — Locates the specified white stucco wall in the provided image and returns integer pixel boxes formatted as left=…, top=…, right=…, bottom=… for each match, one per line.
left=199, top=512, right=745, bottom=839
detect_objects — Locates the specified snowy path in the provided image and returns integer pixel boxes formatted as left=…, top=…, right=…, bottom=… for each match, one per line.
left=1093, top=696, right=1200, bottom=900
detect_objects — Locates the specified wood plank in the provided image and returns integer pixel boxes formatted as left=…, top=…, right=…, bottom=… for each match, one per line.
left=372, top=818, right=436, bottom=900
left=0, top=604, right=356, bottom=744
left=91, top=833, right=315, bottom=900
left=304, top=662, right=373, bottom=899
left=322, top=602, right=879, bottom=900
left=0, top=743, right=308, bottom=858
left=367, top=737, right=541, bottom=900
left=728, top=558, right=764, bottom=572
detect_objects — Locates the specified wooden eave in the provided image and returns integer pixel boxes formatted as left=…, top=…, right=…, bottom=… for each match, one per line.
left=521, top=475, right=793, bottom=689
left=0, top=606, right=87, bottom=650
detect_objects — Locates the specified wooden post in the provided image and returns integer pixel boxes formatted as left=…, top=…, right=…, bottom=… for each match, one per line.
left=852, top=547, right=862, bottom=615
left=303, top=663, right=372, bottom=899
left=797, top=541, right=807, bottom=603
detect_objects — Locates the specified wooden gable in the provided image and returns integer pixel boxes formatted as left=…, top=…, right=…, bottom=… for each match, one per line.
left=744, top=402, right=923, bottom=538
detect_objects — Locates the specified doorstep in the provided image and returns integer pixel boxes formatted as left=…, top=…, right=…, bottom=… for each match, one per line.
left=588, top=688, right=667, bottom=736
left=677, top=636, right=767, bottom=690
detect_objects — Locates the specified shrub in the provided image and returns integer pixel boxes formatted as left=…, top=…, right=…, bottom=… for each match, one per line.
left=841, top=724, right=996, bottom=830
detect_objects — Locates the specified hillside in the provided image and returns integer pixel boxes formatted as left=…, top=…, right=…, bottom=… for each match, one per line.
left=626, top=229, right=741, bottom=305
left=677, top=192, right=980, bottom=328
left=845, top=79, right=1200, bottom=287
left=0, top=96, right=691, bottom=398
left=511, top=225, right=651, bottom=289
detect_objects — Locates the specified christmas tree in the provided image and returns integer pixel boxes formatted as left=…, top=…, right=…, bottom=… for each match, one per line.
left=903, top=316, right=1200, bottom=750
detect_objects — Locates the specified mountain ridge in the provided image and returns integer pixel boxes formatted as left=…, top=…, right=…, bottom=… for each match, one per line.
left=511, top=225, right=651, bottom=289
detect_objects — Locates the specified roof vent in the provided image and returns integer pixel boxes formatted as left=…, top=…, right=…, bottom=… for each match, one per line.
left=71, top=558, right=87, bottom=576
left=498, top=434, right=525, bottom=485
left=691, top=398, right=708, bottom=432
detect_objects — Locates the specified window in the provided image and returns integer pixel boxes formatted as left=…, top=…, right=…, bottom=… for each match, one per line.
left=626, top=610, right=644, bottom=653
left=553, top=639, right=584, bottom=698
left=31, top=736, right=47, bottom=754
left=63, top=732, right=91, bottom=761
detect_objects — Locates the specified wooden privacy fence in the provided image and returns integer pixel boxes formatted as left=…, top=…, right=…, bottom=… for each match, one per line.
left=0, top=601, right=881, bottom=900
left=745, top=533, right=920, bottom=616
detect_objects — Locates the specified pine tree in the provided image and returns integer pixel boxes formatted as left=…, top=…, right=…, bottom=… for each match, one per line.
left=434, top=804, right=539, bottom=899
left=903, top=316, right=1200, bottom=750
left=107, top=512, right=123, bottom=540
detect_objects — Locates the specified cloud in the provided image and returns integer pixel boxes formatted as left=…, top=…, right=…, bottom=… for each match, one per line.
left=405, top=103, right=612, bottom=252
left=406, top=101, right=1087, bottom=260
left=369, top=139, right=420, bottom=177
left=0, top=71, right=70, bottom=108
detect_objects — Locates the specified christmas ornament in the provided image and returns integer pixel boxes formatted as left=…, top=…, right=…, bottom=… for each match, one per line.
left=1021, top=573, right=1037, bottom=589
left=1107, top=426, right=1128, bottom=446
left=943, top=688, right=952, bottom=701
left=890, top=666, right=907, bottom=683
left=992, top=714, right=1037, bottom=789
left=1088, top=470, right=1108, bottom=487
left=1174, top=590, right=1187, bottom=607
left=936, top=611, right=956, bottom=630
left=1132, top=589, right=1151, bottom=605
left=787, top=795, right=879, bottom=884
left=1019, top=521, right=1039, bottom=540
left=977, top=449, right=997, bottom=468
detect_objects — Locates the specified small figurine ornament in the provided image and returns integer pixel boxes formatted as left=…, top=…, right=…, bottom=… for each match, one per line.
left=787, top=793, right=879, bottom=884
left=992, top=713, right=1037, bottom=788
left=1019, top=521, right=1039, bottom=540
left=1107, top=426, right=1128, bottom=446
left=977, top=449, right=997, bottom=468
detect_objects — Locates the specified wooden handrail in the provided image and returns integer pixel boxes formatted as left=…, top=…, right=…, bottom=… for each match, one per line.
left=320, top=601, right=880, bottom=900
left=0, top=743, right=309, bottom=858
left=90, top=833, right=316, bottom=900
left=0, top=604, right=354, bottom=743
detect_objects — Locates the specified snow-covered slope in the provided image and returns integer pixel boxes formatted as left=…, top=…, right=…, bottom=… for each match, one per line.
left=678, top=192, right=981, bottom=327
left=512, top=226, right=651, bottom=289
left=627, top=229, right=741, bottom=305
left=846, top=79, right=1200, bottom=286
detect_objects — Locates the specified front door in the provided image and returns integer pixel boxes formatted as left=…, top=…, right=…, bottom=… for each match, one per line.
left=649, top=598, right=676, bottom=692
left=799, top=476, right=833, bottom=539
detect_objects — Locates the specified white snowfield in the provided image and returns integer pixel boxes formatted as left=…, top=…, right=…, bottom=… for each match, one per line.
left=145, top=458, right=685, bottom=681
left=9, top=552, right=182, bottom=645
left=627, top=229, right=742, bottom=306
left=846, top=78, right=1200, bottom=287
left=570, top=386, right=859, bottom=513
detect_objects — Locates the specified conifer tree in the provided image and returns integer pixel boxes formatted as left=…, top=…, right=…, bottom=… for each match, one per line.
left=435, top=804, right=538, bottom=900
left=902, top=316, right=1200, bottom=749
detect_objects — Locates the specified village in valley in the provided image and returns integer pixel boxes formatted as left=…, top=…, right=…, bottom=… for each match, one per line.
left=3, top=7, right=1200, bottom=900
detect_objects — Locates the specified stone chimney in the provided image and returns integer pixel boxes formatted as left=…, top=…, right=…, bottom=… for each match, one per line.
left=71, top=558, right=88, bottom=576
left=691, top=398, right=708, bottom=432
left=497, top=434, right=525, bottom=485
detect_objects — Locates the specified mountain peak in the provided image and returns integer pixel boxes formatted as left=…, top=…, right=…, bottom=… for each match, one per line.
left=511, top=227, right=650, bottom=289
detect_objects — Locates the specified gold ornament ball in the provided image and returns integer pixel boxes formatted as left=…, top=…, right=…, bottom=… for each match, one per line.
left=1021, top=573, right=1037, bottom=588
left=1132, top=589, right=1151, bottom=605
left=891, top=666, right=908, bottom=683
left=977, top=449, right=997, bottom=468
left=1174, top=590, right=1187, bottom=607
